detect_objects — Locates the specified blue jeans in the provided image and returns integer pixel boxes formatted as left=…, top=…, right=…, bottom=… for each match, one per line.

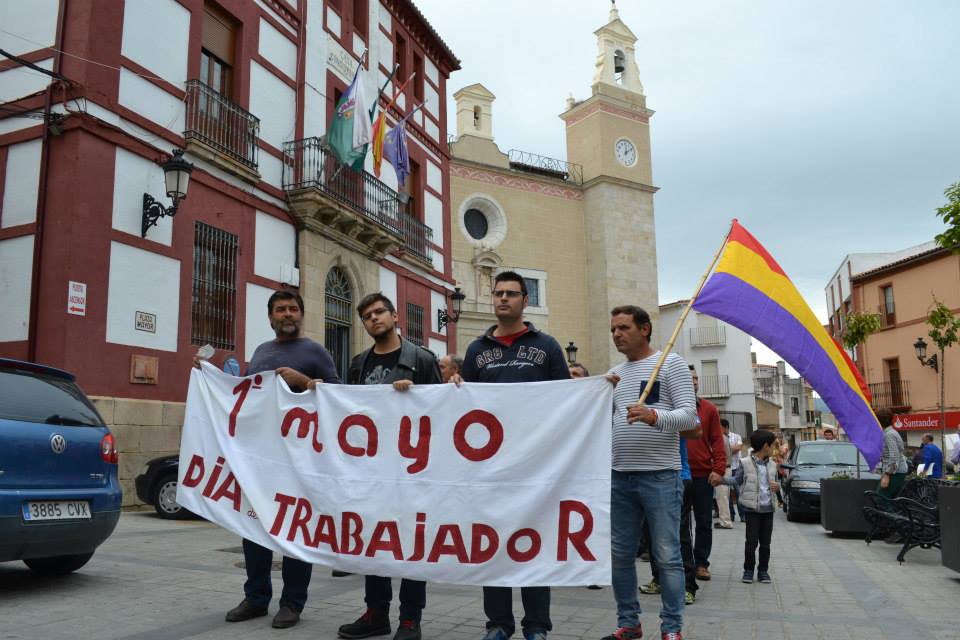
left=242, top=538, right=312, bottom=611
left=366, top=576, right=426, bottom=622
left=611, top=469, right=684, bottom=634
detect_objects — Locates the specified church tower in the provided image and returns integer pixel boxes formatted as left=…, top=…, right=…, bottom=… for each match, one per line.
left=561, top=1, right=660, bottom=369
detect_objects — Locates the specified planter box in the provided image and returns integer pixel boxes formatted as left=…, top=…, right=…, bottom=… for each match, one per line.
left=941, top=486, right=960, bottom=573
left=820, top=478, right=876, bottom=534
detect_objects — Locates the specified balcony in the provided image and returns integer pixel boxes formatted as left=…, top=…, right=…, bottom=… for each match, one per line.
left=184, top=80, right=260, bottom=182
left=868, top=380, right=911, bottom=410
left=283, top=138, right=433, bottom=261
left=877, top=303, right=896, bottom=328
left=699, top=374, right=730, bottom=398
left=689, top=325, right=726, bottom=347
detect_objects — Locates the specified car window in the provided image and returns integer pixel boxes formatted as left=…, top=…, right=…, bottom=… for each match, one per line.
left=0, top=369, right=103, bottom=426
left=795, top=443, right=868, bottom=467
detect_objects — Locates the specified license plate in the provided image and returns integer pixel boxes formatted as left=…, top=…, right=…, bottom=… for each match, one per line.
left=22, top=501, right=91, bottom=521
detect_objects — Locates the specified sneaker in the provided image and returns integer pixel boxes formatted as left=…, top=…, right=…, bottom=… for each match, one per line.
left=393, top=620, right=422, bottom=640
left=524, top=632, right=547, bottom=640
left=272, top=606, right=300, bottom=629
left=338, top=608, right=391, bottom=638
left=713, top=522, right=733, bottom=529
left=639, top=551, right=650, bottom=562
left=684, top=590, right=695, bottom=605
left=662, top=633, right=683, bottom=640
left=483, top=628, right=510, bottom=640
left=695, top=566, right=711, bottom=580
left=601, top=625, right=643, bottom=640
left=742, top=570, right=754, bottom=584
left=586, top=585, right=603, bottom=590
left=332, top=570, right=353, bottom=577
left=638, top=579, right=661, bottom=594
left=757, top=571, right=771, bottom=584
left=225, top=598, right=268, bottom=622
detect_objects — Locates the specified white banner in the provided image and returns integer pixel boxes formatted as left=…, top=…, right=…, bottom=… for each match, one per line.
left=177, top=364, right=613, bottom=587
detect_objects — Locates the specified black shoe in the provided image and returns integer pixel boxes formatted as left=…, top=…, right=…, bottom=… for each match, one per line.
left=333, top=569, right=353, bottom=577
left=757, top=571, right=771, bottom=584
left=393, top=620, right=422, bottom=640
left=339, top=608, right=391, bottom=638
left=272, top=606, right=301, bottom=629
left=225, top=598, right=268, bottom=622
left=742, top=570, right=753, bottom=584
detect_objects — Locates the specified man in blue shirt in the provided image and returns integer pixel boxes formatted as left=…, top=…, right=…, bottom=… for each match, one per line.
left=920, top=433, right=944, bottom=478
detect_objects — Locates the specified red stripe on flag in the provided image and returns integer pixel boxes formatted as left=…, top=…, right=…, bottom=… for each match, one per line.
left=831, top=336, right=873, bottom=405
left=727, top=221, right=788, bottom=277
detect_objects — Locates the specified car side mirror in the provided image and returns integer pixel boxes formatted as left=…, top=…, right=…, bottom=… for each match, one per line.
left=780, top=463, right=795, bottom=471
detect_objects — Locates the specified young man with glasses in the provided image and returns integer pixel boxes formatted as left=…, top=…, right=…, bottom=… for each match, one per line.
left=335, top=292, right=442, bottom=640
left=454, top=271, right=570, bottom=640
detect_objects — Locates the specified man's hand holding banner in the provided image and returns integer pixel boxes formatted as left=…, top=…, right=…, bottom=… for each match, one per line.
left=177, top=363, right=613, bottom=587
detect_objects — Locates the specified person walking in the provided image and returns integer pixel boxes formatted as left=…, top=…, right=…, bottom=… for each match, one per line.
left=206, top=290, right=340, bottom=630
left=336, top=293, right=441, bottom=640
left=876, top=410, right=908, bottom=498
left=456, top=271, right=571, bottom=640
left=727, top=430, right=780, bottom=585
left=683, top=367, right=726, bottom=581
left=601, top=305, right=697, bottom=640
left=713, top=420, right=735, bottom=530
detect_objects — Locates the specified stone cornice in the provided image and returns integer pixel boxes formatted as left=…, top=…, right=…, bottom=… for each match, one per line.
left=562, top=99, right=654, bottom=128
left=582, top=174, right=659, bottom=194
left=449, top=161, right=584, bottom=201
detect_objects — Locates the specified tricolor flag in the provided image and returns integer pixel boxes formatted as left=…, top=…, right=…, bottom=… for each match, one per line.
left=328, top=56, right=372, bottom=170
left=382, top=111, right=414, bottom=187
left=372, top=74, right=415, bottom=178
left=692, top=220, right=883, bottom=466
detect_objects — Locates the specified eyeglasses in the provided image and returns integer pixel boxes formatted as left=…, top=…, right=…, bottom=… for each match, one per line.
left=492, top=290, right=523, bottom=299
left=361, top=307, right=391, bottom=322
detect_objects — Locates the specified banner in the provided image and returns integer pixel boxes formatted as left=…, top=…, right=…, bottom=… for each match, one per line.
left=177, top=364, right=613, bottom=587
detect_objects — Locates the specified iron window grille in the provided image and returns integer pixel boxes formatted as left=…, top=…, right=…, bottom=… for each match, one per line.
left=191, top=222, right=238, bottom=350
left=406, top=303, right=425, bottom=347
left=324, top=267, right=353, bottom=380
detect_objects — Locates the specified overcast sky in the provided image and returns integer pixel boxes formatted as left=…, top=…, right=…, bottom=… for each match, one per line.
left=414, top=0, right=960, bottom=365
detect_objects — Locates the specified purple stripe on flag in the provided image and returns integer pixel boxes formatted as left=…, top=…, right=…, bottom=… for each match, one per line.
left=694, top=272, right=883, bottom=466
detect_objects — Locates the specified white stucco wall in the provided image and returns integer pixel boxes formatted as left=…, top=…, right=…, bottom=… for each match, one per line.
left=249, top=61, right=296, bottom=151
left=112, top=147, right=172, bottom=245
left=118, top=68, right=185, bottom=134
left=254, top=211, right=296, bottom=282
left=106, top=242, right=180, bottom=351
left=2, top=139, right=42, bottom=228
left=378, top=265, right=397, bottom=305
left=245, top=283, right=275, bottom=360
left=0, top=0, right=58, bottom=56
left=120, top=0, right=190, bottom=84
left=259, top=17, right=298, bottom=81
left=0, top=235, right=34, bottom=341
left=0, top=58, right=53, bottom=103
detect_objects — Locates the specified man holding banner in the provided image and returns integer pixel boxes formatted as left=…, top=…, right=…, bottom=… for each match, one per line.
left=337, top=292, right=441, bottom=640
left=458, top=270, right=571, bottom=640
left=603, top=306, right=696, bottom=640
left=220, top=289, right=341, bottom=629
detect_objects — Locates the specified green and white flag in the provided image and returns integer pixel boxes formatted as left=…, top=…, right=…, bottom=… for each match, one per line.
left=328, top=56, right=372, bottom=170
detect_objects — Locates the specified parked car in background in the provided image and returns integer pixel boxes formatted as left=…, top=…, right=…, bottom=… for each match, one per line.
left=780, top=440, right=879, bottom=521
left=0, top=358, right=121, bottom=574
left=135, top=455, right=193, bottom=519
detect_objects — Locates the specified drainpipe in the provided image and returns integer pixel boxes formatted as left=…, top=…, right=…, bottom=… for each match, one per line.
left=26, top=0, right=68, bottom=362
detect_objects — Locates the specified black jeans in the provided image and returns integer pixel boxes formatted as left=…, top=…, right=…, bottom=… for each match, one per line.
left=743, top=511, right=774, bottom=572
left=690, top=476, right=715, bottom=568
left=242, top=538, right=312, bottom=611
left=650, top=479, right=697, bottom=593
left=365, top=576, right=426, bottom=622
left=483, top=586, right=551, bottom=635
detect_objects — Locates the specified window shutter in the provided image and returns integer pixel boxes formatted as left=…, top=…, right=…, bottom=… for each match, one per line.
left=203, top=3, right=236, bottom=65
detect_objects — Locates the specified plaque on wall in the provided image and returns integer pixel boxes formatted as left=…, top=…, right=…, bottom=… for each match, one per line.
left=135, top=311, right=157, bottom=333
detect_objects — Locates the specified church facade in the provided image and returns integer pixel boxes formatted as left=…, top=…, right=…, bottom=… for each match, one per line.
left=448, top=4, right=660, bottom=374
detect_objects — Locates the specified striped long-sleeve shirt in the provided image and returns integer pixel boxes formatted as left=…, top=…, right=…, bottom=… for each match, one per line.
left=880, top=426, right=908, bottom=475
left=609, top=351, right=698, bottom=472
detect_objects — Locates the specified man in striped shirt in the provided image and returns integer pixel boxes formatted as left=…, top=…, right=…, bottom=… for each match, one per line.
left=602, top=306, right=698, bottom=640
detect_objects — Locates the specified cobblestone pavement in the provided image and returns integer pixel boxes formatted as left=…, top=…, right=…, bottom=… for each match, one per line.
left=1, top=510, right=958, bottom=640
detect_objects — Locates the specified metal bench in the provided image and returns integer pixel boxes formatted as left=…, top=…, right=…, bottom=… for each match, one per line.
left=862, top=478, right=941, bottom=563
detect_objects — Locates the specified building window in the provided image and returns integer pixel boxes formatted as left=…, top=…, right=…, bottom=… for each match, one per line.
left=191, top=222, right=238, bottom=350
left=791, top=397, right=800, bottom=416
left=201, top=3, right=237, bottom=97
left=880, top=285, right=895, bottom=326
left=458, top=195, right=507, bottom=249
left=324, top=267, right=352, bottom=380
left=523, top=277, right=540, bottom=307
left=406, top=303, right=424, bottom=346
left=413, top=52, right=424, bottom=102
left=464, top=208, right=488, bottom=240
left=395, top=33, right=407, bottom=79
left=352, top=0, right=368, bottom=41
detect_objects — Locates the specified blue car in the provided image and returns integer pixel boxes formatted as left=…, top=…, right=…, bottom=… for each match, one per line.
left=0, top=358, right=122, bottom=574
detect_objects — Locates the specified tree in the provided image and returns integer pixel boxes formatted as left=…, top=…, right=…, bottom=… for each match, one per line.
left=934, top=181, right=960, bottom=252
left=841, top=312, right=881, bottom=353
left=925, top=298, right=960, bottom=456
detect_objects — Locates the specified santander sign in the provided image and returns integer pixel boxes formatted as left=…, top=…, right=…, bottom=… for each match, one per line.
left=892, top=411, right=960, bottom=431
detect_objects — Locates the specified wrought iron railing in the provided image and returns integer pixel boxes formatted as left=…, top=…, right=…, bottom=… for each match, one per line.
left=401, top=214, right=433, bottom=263
left=184, top=80, right=260, bottom=169
left=700, top=374, right=730, bottom=398
left=868, top=380, right=910, bottom=409
left=877, top=304, right=896, bottom=328
left=507, top=149, right=583, bottom=184
left=282, top=137, right=406, bottom=236
left=689, top=325, right=726, bottom=347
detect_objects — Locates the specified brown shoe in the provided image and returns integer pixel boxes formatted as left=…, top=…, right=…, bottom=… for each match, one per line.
left=225, top=598, right=268, bottom=622
left=272, top=605, right=301, bottom=629
left=696, top=566, right=711, bottom=580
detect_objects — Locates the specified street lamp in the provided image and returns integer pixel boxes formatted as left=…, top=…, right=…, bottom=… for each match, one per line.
left=437, top=287, right=466, bottom=332
left=565, top=341, right=578, bottom=364
left=142, top=148, right=193, bottom=238
left=914, top=337, right=939, bottom=372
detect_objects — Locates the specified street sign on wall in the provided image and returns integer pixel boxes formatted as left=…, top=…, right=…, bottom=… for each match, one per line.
left=67, top=281, right=86, bottom=316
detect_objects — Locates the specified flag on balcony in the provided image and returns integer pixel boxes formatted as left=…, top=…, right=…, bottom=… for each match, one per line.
left=329, top=56, right=372, bottom=170
left=372, top=74, right=415, bottom=178
left=382, top=111, right=413, bottom=187
left=691, top=220, right=884, bottom=466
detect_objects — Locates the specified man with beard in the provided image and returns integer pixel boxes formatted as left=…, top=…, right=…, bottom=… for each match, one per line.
left=336, top=292, right=441, bottom=640
left=454, top=270, right=570, bottom=640
left=206, top=289, right=340, bottom=629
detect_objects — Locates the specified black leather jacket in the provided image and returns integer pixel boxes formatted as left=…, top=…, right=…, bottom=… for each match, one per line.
left=347, top=337, right=441, bottom=385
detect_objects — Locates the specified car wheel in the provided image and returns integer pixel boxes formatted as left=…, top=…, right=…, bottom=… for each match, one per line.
left=153, top=473, right=189, bottom=520
left=24, top=552, right=94, bottom=575
left=785, top=495, right=799, bottom=522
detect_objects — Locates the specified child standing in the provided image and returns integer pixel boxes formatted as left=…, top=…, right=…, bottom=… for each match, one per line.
left=729, top=430, right=779, bottom=584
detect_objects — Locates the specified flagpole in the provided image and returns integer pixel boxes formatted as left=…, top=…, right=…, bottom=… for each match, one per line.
left=637, top=219, right=737, bottom=406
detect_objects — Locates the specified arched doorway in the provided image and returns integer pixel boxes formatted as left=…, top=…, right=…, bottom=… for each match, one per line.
left=324, top=267, right=352, bottom=380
